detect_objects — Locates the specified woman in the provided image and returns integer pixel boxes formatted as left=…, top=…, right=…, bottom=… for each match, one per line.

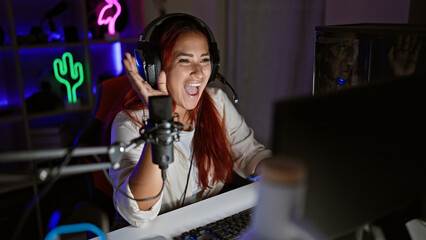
left=109, top=14, right=271, bottom=227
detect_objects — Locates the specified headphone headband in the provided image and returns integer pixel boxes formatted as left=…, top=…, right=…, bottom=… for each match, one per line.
left=141, top=13, right=217, bottom=44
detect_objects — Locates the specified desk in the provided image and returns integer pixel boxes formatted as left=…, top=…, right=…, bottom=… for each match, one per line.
left=97, top=182, right=259, bottom=240
left=91, top=181, right=426, bottom=240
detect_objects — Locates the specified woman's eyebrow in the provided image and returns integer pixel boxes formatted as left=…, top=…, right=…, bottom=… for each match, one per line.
left=174, top=52, right=210, bottom=58
left=175, top=53, right=193, bottom=57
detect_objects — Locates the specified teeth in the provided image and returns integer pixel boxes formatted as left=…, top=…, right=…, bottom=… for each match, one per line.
left=187, top=83, right=201, bottom=87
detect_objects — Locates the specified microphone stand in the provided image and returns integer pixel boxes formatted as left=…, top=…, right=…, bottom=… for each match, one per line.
left=0, top=119, right=183, bottom=182
left=0, top=143, right=127, bottom=182
left=0, top=102, right=183, bottom=240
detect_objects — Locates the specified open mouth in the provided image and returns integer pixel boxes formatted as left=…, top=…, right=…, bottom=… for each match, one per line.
left=184, top=83, right=201, bottom=96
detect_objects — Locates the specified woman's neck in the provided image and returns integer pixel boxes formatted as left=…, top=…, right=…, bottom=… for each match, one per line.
left=174, top=108, right=192, bottom=130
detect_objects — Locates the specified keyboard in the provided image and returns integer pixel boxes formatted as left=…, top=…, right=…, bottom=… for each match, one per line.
left=100, top=183, right=259, bottom=240
left=172, top=208, right=253, bottom=240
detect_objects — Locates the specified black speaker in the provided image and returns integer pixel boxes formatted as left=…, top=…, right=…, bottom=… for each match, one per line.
left=134, top=13, right=220, bottom=89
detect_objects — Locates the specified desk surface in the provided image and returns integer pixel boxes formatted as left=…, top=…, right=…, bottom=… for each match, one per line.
left=91, top=181, right=426, bottom=240
left=98, top=182, right=259, bottom=240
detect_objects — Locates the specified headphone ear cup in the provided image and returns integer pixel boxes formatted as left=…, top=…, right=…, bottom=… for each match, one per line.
left=209, top=42, right=220, bottom=83
left=210, top=61, right=219, bottom=83
left=135, top=42, right=161, bottom=88
left=152, top=50, right=162, bottom=89
left=134, top=48, right=148, bottom=81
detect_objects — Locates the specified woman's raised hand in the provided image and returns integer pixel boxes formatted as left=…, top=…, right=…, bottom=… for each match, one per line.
left=388, top=35, right=422, bottom=77
left=122, top=52, right=168, bottom=106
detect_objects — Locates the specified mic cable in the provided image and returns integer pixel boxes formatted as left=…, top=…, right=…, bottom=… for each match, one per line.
left=216, top=73, right=239, bottom=104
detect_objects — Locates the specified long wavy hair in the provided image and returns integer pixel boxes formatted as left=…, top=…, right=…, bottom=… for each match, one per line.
left=109, top=17, right=234, bottom=189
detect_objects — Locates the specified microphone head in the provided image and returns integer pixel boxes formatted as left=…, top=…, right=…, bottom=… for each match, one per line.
left=148, top=95, right=174, bottom=169
left=148, top=95, right=173, bottom=125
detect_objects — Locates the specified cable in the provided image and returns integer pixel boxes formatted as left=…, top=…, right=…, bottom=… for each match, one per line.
left=12, top=146, right=75, bottom=240
left=96, top=155, right=166, bottom=202
left=98, top=118, right=186, bottom=203
left=181, top=104, right=202, bottom=207
left=216, top=73, right=239, bottom=104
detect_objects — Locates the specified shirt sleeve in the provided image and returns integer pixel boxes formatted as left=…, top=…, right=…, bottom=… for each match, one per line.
left=108, top=111, right=163, bottom=227
left=207, top=88, right=273, bottom=178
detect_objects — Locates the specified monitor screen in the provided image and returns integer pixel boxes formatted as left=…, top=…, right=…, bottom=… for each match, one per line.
left=313, top=24, right=426, bottom=95
left=272, top=73, right=426, bottom=238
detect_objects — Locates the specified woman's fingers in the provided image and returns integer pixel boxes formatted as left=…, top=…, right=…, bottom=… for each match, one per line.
left=122, top=52, right=169, bottom=105
left=124, top=53, right=140, bottom=77
left=157, top=71, right=168, bottom=95
left=123, top=52, right=151, bottom=104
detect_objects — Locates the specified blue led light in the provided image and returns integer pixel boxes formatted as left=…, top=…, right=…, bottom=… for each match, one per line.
left=45, top=223, right=106, bottom=240
left=47, top=210, right=62, bottom=231
left=248, top=174, right=262, bottom=181
left=0, top=90, right=8, bottom=107
left=49, top=32, right=63, bottom=42
left=337, top=78, right=346, bottom=85
left=112, top=42, right=123, bottom=75
left=0, top=99, right=9, bottom=108
left=90, top=42, right=123, bottom=93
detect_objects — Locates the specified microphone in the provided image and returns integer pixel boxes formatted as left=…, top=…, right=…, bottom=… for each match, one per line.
left=148, top=95, right=175, bottom=170
left=216, top=73, right=239, bottom=104
left=43, top=1, right=69, bottom=20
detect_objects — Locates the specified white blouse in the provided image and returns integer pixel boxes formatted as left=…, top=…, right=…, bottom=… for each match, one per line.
left=109, top=88, right=272, bottom=227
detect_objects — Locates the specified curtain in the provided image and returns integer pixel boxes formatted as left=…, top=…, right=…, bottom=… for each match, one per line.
left=226, top=0, right=325, bottom=147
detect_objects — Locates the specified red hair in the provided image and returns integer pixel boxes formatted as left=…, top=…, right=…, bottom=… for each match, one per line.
left=193, top=92, right=234, bottom=188
left=114, top=17, right=233, bottom=189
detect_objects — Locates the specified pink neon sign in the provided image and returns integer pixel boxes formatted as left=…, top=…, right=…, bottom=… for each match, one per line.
left=97, top=0, right=122, bottom=35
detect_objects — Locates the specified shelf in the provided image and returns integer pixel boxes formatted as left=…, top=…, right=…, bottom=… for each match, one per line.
left=15, top=38, right=139, bottom=49
left=0, top=39, right=141, bottom=51
left=0, top=0, right=144, bottom=149
left=0, top=1, right=146, bottom=238
left=0, top=45, right=14, bottom=51
left=16, top=41, right=86, bottom=49
left=85, top=37, right=138, bottom=45
left=28, top=105, right=92, bottom=120
left=117, top=37, right=139, bottom=43
left=0, top=112, right=24, bottom=125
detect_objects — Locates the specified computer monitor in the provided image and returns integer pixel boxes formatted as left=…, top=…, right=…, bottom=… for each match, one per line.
left=272, top=73, right=426, bottom=238
left=313, top=23, right=426, bottom=95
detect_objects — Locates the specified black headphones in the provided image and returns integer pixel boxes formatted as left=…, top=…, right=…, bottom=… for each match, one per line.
left=134, top=13, right=220, bottom=89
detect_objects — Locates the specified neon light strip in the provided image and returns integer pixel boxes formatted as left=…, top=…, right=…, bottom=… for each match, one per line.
left=53, top=52, right=84, bottom=103
left=97, top=0, right=122, bottom=35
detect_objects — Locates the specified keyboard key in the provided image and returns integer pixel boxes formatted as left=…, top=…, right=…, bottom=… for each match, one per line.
left=173, top=208, right=253, bottom=240
left=195, top=232, right=218, bottom=240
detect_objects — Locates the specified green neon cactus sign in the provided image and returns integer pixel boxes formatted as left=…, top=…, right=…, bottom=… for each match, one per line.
left=53, top=52, right=84, bottom=103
